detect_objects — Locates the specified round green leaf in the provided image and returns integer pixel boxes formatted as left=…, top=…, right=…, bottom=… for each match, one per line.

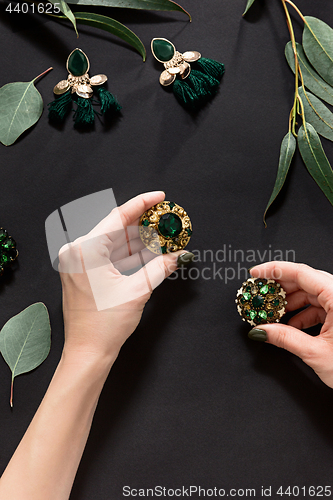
left=299, top=87, right=333, bottom=141
left=285, top=42, right=333, bottom=106
left=0, top=79, right=43, bottom=146
left=303, top=16, right=333, bottom=87
left=0, top=303, right=51, bottom=407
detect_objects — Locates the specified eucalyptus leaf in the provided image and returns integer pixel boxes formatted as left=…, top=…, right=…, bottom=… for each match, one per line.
left=49, top=0, right=78, bottom=35
left=66, top=0, right=191, bottom=19
left=285, top=42, right=333, bottom=106
left=298, top=87, right=333, bottom=141
left=298, top=122, right=333, bottom=207
left=0, top=303, right=51, bottom=407
left=263, top=132, right=296, bottom=227
left=243, top=0, right=256, bottom=16
left=303, top=16, right=333, bottom=87
left=0, top=68, right=52, bottom=147
left=57, top=12, right=146, bottom=60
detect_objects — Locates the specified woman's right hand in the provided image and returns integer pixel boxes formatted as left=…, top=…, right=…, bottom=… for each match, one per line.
left=248, top=262, right=333, bottom=389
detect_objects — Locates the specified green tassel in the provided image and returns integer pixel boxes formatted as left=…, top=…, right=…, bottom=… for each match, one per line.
left=193, top=57, right=225, bottom=81
left=172, top=70, right=220, bottom=111
left=97, top=87, right=121, bottom=115
left=73, top=97, right=95, bottom=127
left=48, top=90, right=72, bottom=123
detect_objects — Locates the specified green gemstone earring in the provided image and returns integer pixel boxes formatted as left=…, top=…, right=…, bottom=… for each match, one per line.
left=48, top=48, right=121, bottom=127
left=151, top=38, right=225, bottom=111
left=139, top=201, right=192, bottom=254
left=236, top=277, right=287, bottom=326
left=0, top=228, right=18, bottom=275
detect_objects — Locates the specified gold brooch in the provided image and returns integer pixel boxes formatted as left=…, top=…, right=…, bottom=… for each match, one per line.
left=236, top=277, right=287, bottom=326
left=139, top=201, right=192, bottom=255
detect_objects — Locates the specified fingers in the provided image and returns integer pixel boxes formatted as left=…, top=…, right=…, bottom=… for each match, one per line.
left=111, top=237, right=145, bottom=263
left=251, top=322, right=318, bottom=362
left=130, top=250, right=186, bottom=291
left=285, top=289, right=321, bottom=311
left=113, top=248, right=155, bottom=273
left=288, top=305, right=326, bottom=330
left=91, top=191, right=165, bottom=236
left=250, top=262, right=333, bottom=311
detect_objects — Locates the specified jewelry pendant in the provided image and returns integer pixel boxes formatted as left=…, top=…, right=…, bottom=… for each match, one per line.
left=49, top=48, right=121, bottom=127
left=151, top=38, right=224, bottom=111
left=0, top=228, right=18, bottom=275
left=236, top=277, right=287, bottom=326
left=139, top=201, right=192, bottom=255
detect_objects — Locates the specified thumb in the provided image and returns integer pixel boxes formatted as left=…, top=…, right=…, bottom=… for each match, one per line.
left=134, top=250, right=194, bottom=291
left=248, top=323, right=317, bottom=362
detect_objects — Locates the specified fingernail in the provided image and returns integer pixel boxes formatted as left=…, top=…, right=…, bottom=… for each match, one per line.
left=248, top=328, right=267, bottom=342
left=177, top=252, right=194, bottom=267
left=248, top=266, right=256, bottom=273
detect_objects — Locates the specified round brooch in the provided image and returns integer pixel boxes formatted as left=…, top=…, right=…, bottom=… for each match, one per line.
left=0, top=228, right=18, bottom=275
left=139, top=201, right=192, bottom=255
left=236, top=277, right=287, bottom=326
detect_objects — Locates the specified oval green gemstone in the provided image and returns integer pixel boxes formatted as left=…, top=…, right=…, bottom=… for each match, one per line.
left=258, top=310, right=267, bottom=320
left=0, top=253, right=11, bottom=265
left=249, top=310, right=257, bottom=320
left=268, top=311, right=274, bottom=318
left=273, top=298, right=280, bottom=307
left=152, top=39, right=175, bottom=62
left=2, top=238, right=15, bottom=250
left=260, top=284, right=269, bottom=294
left=158, top=213, right=182, bottom=238
left=0, top=229, right=8, bottom=242
left=252, top=295, right=265, bottom=308
left=67, top=49, right=89, bottom=77
left=269, top=286, right=275, bottom=294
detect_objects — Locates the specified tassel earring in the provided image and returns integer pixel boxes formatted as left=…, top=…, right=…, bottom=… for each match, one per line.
left=48, top=48, right=121, bottom=127
left=151, top=38, right=225, bottom=112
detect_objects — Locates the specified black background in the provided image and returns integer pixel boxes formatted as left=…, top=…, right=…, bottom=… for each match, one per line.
left=0, top=0, right=333, bottom=498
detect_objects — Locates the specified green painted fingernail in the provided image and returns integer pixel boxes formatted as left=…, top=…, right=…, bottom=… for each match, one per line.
left=248, top=328, right=267, bottom=342
left=177, top=252, right=194, bottom=267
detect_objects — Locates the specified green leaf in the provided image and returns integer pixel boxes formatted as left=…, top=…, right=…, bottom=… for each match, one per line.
left=57, top=12, right=146, bottom=60
left=298, top=87, right=333, bottom=141
left=303, top=16, right=333, bottom=87
left=243, top=0, right=256, bottom=16
left=285, top=42, right=333, bottom=106
left=49, top=0, right=78, bottom=35
left=298, top=122, right=333, bottom=207
left=0, top=70, right=49, bottom=146
left=66, top=0, right=191, bottom=20
left=0, top=303, right=51, bottom=407
left=263, top=132, right=296, bottom=227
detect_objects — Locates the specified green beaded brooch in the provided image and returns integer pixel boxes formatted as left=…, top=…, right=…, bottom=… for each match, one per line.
left=0, top=228, right=18, bottom=275
left=236, top=277, right=287, bottom=326
left=139, top=201, right=192, bottom=255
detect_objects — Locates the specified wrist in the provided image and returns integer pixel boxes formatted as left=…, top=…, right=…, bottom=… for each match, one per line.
left=60, top=346, right=119, bottom=381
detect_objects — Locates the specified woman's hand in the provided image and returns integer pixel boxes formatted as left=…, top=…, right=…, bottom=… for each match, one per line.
left=59, top=190, right=188, bottom=364
left=248, top=262, right=333, bottom=388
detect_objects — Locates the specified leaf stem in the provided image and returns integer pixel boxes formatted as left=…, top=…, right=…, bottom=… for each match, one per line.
left=281, top=0, right=307, bottom=136
left=10, top=378, right=13, bottom=408
left=284, top=0, right=306, bottom=23
left=34, top=67, right=53, bottom=82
